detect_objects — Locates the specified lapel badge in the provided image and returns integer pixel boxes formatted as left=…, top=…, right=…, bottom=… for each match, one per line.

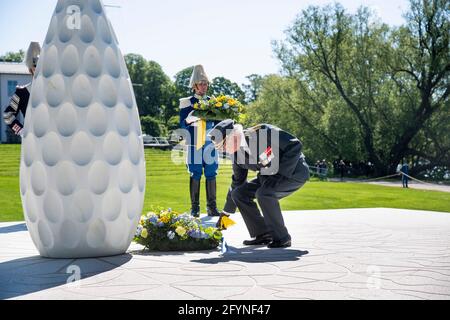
left=259, top=146, right=275, bottom=167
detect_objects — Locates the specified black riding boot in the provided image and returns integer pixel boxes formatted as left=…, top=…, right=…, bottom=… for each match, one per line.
left=190, top=178, right=201, bottom=217
left=206, top=179, right=221, bottom=217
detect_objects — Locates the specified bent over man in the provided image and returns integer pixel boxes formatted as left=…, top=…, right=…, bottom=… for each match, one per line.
left=210, top=120, right=310, bottom=248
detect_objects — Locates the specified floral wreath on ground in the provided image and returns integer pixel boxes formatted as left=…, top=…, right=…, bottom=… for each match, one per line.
left=134, top=208, right=223, bottom=251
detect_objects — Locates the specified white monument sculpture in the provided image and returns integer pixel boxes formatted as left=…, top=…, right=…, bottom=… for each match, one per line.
left=20, top=0, right=146, bottom=258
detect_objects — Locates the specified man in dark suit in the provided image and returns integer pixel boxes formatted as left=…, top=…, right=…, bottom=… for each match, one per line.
left=209, top=120, right=310, bottom=248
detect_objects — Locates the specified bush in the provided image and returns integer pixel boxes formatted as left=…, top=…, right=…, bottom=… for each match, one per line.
left=140, top=116, right=167, bottom=137
left=167, top=115, right=180, bottom=131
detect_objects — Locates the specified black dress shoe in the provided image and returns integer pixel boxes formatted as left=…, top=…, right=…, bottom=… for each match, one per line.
left=207, top=207, right=221, bottom=217
left=243, top=233, right=273, bottom=246
left=268, top=237, right=292, bottom=249
left=190, top=207, right=200, bottom=218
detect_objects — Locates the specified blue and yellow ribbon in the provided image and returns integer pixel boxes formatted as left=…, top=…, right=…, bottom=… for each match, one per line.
left=196, top=119, right=207, bottom=150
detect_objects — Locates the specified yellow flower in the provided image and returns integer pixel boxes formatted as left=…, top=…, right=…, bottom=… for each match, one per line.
left=139, top=216, right=145, bottom=224
left=193, top=103, right=199, bottom=110
left=141, top=228, right=148, bottom=239
left=228, top=99, right=237, bottom=106
left=176, top=226, right=187, bottom=237
left=159, top=215, right=170, bottom=224
left=215, top=102, right=223, bottom=108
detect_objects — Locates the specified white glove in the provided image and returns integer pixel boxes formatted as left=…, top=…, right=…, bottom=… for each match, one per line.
left=186, top=111, right=200, bottom=125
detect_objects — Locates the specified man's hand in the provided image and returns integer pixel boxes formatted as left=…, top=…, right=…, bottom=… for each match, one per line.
left=216, top=211, right=228, bottom=229
left=216, top=211, right=236, bottom=230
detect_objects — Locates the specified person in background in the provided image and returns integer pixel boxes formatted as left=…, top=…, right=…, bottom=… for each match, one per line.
left=3, top=42, right=40, bottom=136
left=339, top=160, right=346, bottom=181
left=401, top=160, right=410, bottom=188
left=320, top=159, right=328, bottom=180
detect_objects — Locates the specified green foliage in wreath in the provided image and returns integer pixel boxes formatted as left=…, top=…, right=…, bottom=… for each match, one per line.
left=134, top=208, right=223, bottom=252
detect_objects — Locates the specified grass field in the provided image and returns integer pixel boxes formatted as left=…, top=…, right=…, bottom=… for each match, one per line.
left=0, top=144, right=449, bottom=222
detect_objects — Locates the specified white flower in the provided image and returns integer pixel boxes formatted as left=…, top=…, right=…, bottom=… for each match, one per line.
left=135, top=225, right=143, bottom=237
left=167, top=231, right=175, bottom=240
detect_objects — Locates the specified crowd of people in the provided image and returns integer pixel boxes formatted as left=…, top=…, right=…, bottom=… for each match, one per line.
left=309, top=159, right=376, bottom=180
left=330, top=159, right=375, bottom=179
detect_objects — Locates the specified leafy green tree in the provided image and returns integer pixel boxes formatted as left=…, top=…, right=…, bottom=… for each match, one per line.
left=174, top=66, right=194, bottom=97
left=272, top=1, right=449, bottom=175
left=125, top=54, right=174, bottom=119
left=210, top=76, right=245, bottom=102
left=387, top=0, right=450, bottom=174
left=242, top=74, right=264, bottom=103
left=140, top=116, right=167, bottom=137
left=0, top=50, right=25, bottom=62
left=167, top=115, right=181, bottom=132
left=246, top=75, right=360, bottom=162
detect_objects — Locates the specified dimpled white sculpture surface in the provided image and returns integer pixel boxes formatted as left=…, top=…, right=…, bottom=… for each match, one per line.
left=20, top=0, right=146, bottom=258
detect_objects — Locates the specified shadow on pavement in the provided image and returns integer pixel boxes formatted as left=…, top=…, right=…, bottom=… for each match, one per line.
left=0, top=253, right=132, bottom=300
left=0, top=223, right=28, bottom=234
left=191, top=247, right=309, bottom=264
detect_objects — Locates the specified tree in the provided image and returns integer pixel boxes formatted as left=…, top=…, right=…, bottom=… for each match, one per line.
left=242, top=74, right=264, bottom=103
left=174, top=66, right=194, bottom=97
left=140, top=116, right=167, bottom=137
left=125, top=54, right=175, bottom=120
left=273, top=1, right=449, bottom=175
left=388, top=0, right=450, bottom=174
left=210, top=76, right=245, bottom=102
left=0, top=50, right=25, bottom=63
left=245, top=75, right=361, bottom=163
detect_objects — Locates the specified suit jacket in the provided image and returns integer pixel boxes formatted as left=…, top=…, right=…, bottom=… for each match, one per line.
left=223, top=124, right=310, bottom=213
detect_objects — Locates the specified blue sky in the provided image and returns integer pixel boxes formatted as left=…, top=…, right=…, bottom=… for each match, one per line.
left=0, top=0, right=410, bottom=85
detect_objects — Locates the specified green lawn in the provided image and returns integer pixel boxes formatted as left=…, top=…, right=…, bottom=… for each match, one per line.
left=0, top=144, right=449, bottom=222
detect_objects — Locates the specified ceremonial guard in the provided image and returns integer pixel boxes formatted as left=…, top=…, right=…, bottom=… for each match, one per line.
left=210, top=120, right=310, bottom=248
left=3, top=42, right=40, bottom=136
left=179, top=65, right=221, bottom=217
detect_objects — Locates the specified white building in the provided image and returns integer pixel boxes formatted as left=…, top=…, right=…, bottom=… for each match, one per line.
left=0, top=62, right=32, bottom=143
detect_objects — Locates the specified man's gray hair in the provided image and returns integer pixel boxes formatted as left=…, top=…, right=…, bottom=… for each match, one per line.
left=25, top=42, right=41, bottom=70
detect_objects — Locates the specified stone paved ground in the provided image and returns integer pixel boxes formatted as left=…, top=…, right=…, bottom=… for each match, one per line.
left=1, top=208, right=450, bottom=300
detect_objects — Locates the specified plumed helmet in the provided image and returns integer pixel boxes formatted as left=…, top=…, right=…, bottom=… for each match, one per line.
left=24, top=42, right=41, bottom=70
left=189, top=65, right=210, bottom=88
